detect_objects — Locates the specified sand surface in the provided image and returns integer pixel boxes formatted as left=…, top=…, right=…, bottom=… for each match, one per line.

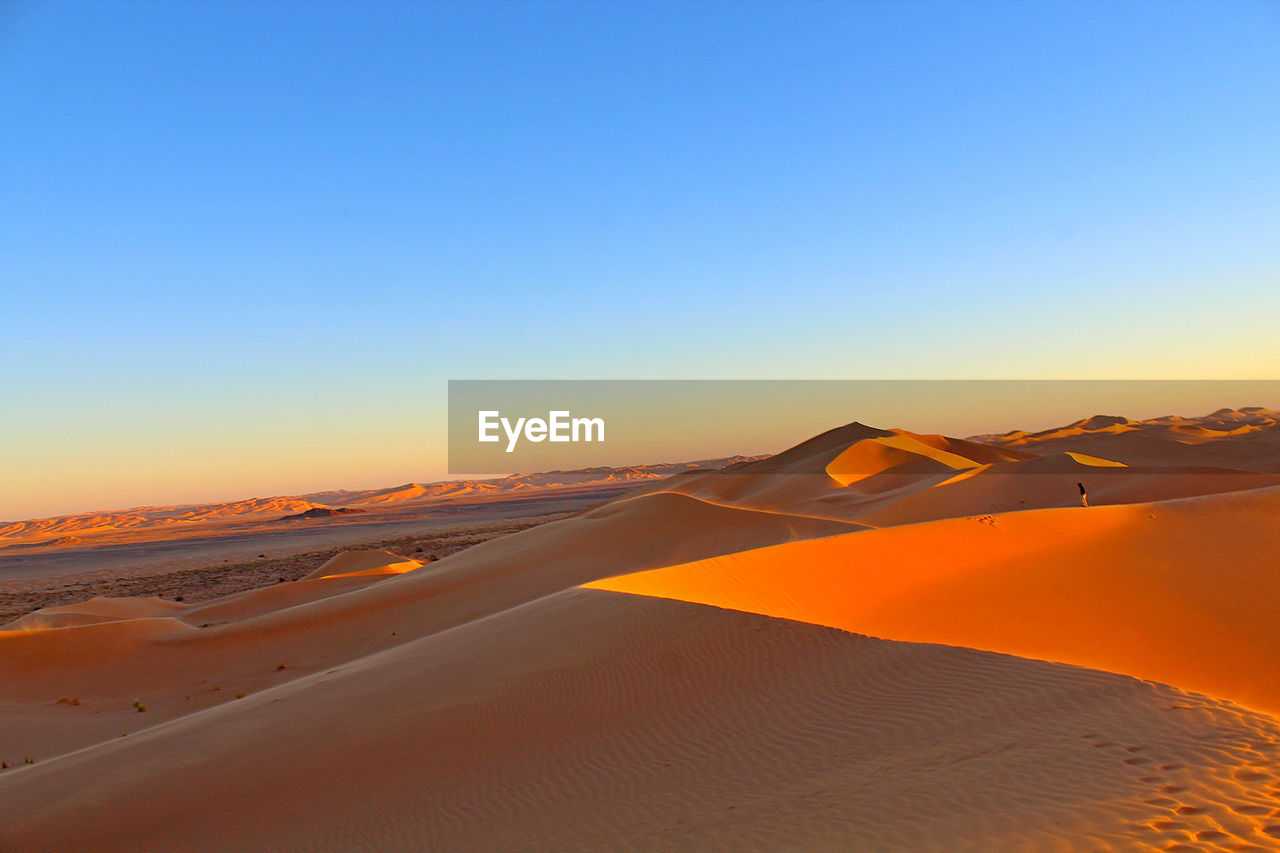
left=3, top=407, right=1280, bottom=851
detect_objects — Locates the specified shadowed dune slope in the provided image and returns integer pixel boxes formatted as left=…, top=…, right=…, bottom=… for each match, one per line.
left=5, top=591, right=1280, bottom=852
left=588, top=485, right=1280, bottom=715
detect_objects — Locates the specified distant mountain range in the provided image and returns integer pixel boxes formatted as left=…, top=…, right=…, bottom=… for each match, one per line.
left=0, top=456, right=759, bottom=546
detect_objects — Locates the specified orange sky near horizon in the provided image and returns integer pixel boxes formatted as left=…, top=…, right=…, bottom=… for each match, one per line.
left=4, top=379, right=1276, bottom=521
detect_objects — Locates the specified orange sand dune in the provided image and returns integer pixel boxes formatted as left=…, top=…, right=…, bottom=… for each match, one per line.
left=5, top=596, right=187, bottom=631
left=651, top=420, right=1280, bottom=526
left=167, top=496, right=330, bottom=522
left=300, top=548, right=423, bottom=579
left=0, top=513, right=153, bottom=541
left=5, top=590, right=1280, bottom=852
left=328, top=481, right=500, bottom=505
left=981, top=407, right=1280, bottom=472
left=589, top=484, right=1280, bottom=714
left=175, top=573, right=401, bottom=626
left=632, top=425, right=999, bottom=521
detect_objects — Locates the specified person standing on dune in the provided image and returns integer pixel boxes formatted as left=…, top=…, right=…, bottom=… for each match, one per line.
left=1078, top=482, right=1088, bottom=508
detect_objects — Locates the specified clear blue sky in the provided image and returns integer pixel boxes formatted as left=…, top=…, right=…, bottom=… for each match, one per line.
left=2, top=0, right=1278, bottom=518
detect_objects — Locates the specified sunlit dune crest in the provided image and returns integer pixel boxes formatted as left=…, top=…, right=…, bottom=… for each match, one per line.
left=2, top=407, right=1280, bottom=851
left=1063, top=451, right=1128, bottom=467
left=303, top=549, right=424, bottom=580
left=824, top=433, right=982, bottom=486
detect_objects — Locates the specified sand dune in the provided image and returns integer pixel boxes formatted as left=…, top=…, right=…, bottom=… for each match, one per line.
left=2, top=534, right=90, bottom=549
left=6, top=591, right=1280, bottom=851
left=0, top=491, right=860, bottom=761
left=308, top=481, right=501, bottom=506
left=5, top=595, right=187, bottom=631
left=589, top=485, right=1280, bottom=714
left=2, top=407, right=1279, bottom=850
left=854, top=456, right=1278, bottom=528
left=300, top=548, right=423, bottom=579
left=167, top=496, right=331, bottom=522
left=0, top=500, right=329, bottom=546
left=979, top=406, right=1280, bottom=472
left=648, top=416, right=1280, bottom=526
left=0, top=513, right=153, bottom=541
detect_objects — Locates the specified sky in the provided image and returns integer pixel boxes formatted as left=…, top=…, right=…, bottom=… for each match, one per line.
left=2, top=0, right=1278, bottom=519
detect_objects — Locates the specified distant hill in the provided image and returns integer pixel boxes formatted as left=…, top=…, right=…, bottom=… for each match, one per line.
left=278, top=507, right=367, bottom=521
left=0, top=455, right=755, bottom=546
